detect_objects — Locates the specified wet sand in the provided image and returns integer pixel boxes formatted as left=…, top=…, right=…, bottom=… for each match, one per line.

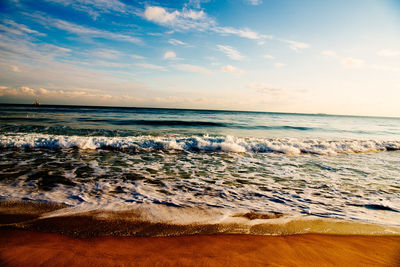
left=1, top=229, right=399, bottom=267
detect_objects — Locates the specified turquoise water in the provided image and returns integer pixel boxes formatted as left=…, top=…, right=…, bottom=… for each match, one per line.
left=0, top=104, right=399, bottom=233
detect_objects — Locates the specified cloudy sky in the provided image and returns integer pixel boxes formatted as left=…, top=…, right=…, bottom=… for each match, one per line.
left=0, top=0, right=399, bottom=116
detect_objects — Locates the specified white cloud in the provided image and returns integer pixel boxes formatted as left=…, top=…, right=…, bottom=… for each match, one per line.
left=376, top=49, right=400, bottom=57
left=143, top=6, right=266, bottom=40
left=322, top=51, right=398, bottom=72
left=0, top=42, right=158, bottom=106
left=0, top=19, right=45, bottom=37
left=142, top=5, right=308, bottom=51
left=39, top=88, right=49, bottom=94
left=164, top=51, right=177, bottom=60
left=10, top=65, right=21, bottom=72
left=92, top=49, right=121, bottom=59
left=275, top=63, right=285, bottom=68
left=214, top=27, right=268, bottom=40
left=341, top=57, right=364, bottom=68
left=136, top=63, right=166, bottom=70
left=131, top=54, right=146, bottom=60
left=220, top=65, right=243, bottom=74
left=246, top=0, right=262, bottom=6
left=20, top=86, right=36, bottom=95
left=322, top=51, right=369, bottom=70
left=144, top=6, right=179, bottom=24
left=168, top=38, right=189, bottom=46
left=220, top=65, right=237, bottom=72
left=186, top=0, right=211, bottom=9
left=143, top=6, right=212, bottom=31
left=284, top=40, right=310, bottom=51
left=322, top=50, right=337, bottom=57
left=0, top=85, right=135, bottom=104
left=28, top=14, right=142, bottom=44
left=182, top=9, right=206, bottom=20
left=55, top=19, right=142, bottom=44
left=0, top=31, right=72, bottom=64
left=175, top=64, right=213, bottom=74
left=217, top=45, right=244, bottom=60
left=263, top=54, right=274, bottom=60
left=44, top=0, right=130, bottom=19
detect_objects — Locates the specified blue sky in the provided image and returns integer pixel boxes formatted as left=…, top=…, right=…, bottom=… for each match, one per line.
left=0, top=0, right=399, bottom=116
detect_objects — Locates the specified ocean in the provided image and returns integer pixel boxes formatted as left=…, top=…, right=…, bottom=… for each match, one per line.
left=1, top=104, right=400, bottom=236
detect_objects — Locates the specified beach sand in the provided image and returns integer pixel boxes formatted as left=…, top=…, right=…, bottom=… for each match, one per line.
left=1, top=201, right=400, bottom=266
left=1, top=229, right=399, bottom=266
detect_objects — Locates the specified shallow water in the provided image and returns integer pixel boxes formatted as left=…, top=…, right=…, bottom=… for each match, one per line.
left=0, top=104, right=399, bottom=234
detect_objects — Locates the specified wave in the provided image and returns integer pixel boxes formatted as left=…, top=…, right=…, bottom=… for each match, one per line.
left=2, top=119, right=395, bottom=137
left=254, top=125, right=315, bottom=131
left=1, top=201, right=399, bottom=237
left=0, top=117, right=55, bottom=122
left=1, top=133, right=399, bottom=154
left=77, top=118, right=228, bottom=127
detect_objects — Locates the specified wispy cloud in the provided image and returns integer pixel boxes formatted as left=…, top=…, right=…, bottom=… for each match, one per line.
left=0, top=19, right=45, bottom=36
left=0, top=32, right=158, bottom=106
left=341, top=57, right=364, bottom=68
left=214, top=26, right=269, bottom=40
left=220, top=65, right=243, bottom=74
left=26, top=13, right=142, bottom=44
left=175, top=64, right=213, bottom=74
left=142, top=5, right=308, bottom=50
left=217, top=45, right=244, bottom=60
left=91, top=49, right=121, bottom=59
left=136, top=63, right=166, bottom=70
left=53, top=18, right=142, bottom=44
left=321, top=50, right=364, bottom=69
left=275, top=63, right=286, bottom=68
left=168, top=38, right=190, bottom=46
left=263, top=54, right=274, bottom=60
left=283, top=40, right=310, bottom=51
left=0, top=86, right=35, bottom=97
left=0, top=85, right=136, bottom=104
left=185, top=0, right=211, bottom=9
left=0, top=32, right=71, bottom=62
left=0, top=56, right=157, bottom=105
left=249, top=83, right=284, bottom=94
left=10, top=65, right=21, bottom=72
left=164, top=51, right=177, bottom=60
left=324, top=51, right=398, bottom=72
left=131, top=54, right=146, bottom=60
left=245, top=0, right=263, bottom=6
left=43, top=0, right=130, bottom=19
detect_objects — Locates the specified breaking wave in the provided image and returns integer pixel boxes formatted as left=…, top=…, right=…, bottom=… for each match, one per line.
left=1, top=133, right=399, bottom=155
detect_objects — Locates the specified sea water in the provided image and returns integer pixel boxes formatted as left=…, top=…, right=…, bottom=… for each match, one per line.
left=1, top=104, right=399, bottom=235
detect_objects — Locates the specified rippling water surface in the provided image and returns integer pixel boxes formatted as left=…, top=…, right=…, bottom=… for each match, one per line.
left=1, top=104, right=399, bottom=234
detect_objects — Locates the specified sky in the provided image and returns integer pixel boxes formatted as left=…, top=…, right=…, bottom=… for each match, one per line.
left=0, top=0, right=399, bottom=117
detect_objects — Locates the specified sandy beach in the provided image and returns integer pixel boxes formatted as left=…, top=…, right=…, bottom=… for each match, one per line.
left=1, top=201, right=400, bottom=266
left=0, top=229, right=399, bottom=266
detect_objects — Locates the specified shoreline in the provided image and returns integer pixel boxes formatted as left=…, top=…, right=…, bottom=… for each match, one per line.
left=1, top=201, right=400, bottom=266
left=1, top=229, right=399, bottom=266
left=2, top=201, right=400, bottom=238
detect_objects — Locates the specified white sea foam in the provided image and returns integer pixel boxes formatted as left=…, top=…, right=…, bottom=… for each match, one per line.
left=1, top=133, right=399, bottom=155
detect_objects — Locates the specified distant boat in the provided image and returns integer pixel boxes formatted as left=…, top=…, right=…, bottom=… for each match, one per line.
left=33, top=97, right=40, bottom=106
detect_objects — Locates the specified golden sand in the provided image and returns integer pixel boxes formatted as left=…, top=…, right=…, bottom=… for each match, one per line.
left=1, top=229, right=399, bottom=266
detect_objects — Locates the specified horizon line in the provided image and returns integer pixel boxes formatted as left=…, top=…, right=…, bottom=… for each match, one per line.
left=0, top=102, right=399, bottom=120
